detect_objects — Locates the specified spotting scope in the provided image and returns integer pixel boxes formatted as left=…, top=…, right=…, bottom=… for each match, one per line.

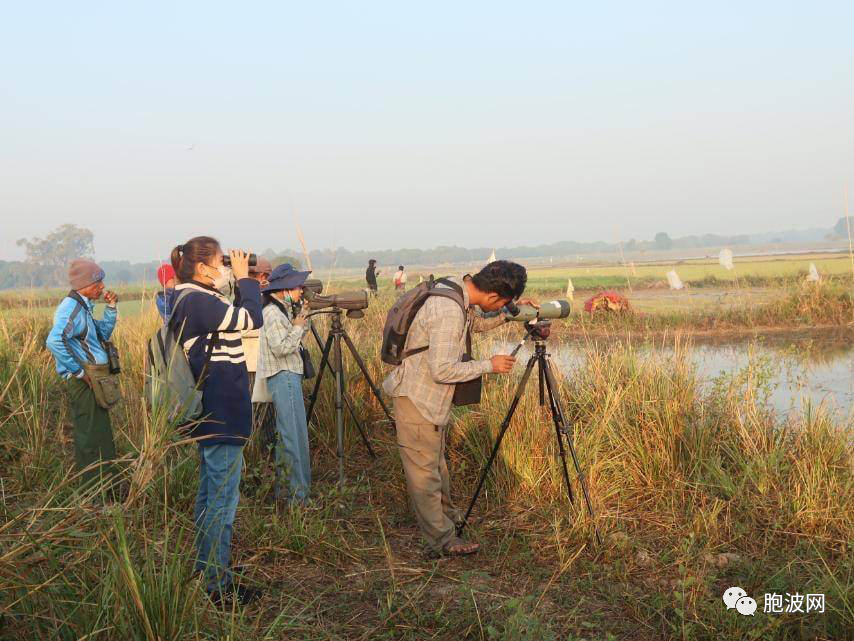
left=307, top=290, right=369, bottom=312
left=505, top=299, right=571, bottom=323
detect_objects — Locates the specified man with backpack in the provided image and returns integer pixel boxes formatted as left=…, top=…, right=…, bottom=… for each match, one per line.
left=381, top=260, right=533, bottom=557
left=46, top=259, right=119, bottom=485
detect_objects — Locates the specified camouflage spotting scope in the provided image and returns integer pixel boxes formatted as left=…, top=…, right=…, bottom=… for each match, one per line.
left=301, top=279, right=369, bottom=312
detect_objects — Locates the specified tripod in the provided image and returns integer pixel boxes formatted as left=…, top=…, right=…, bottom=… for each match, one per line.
left=457, top=322, right=602, bottom=545
left=306, top=308, right=394, bottom=484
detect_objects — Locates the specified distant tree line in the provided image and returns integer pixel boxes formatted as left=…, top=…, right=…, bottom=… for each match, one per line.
left=1, top=220, right=845, bottom=290
left=282, top=232, right=752, bottom=270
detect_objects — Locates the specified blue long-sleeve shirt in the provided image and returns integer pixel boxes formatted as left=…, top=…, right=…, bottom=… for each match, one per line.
left=155, top=288, right=178, bottom=322
left=46, top=294, right=118, bottom=378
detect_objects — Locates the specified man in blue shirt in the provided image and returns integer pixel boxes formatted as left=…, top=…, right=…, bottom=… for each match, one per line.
left=45, top=259, right=119, bottom=485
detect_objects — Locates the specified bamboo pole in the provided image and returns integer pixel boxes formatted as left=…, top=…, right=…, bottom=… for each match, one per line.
left=844, top=184, right=853, bottom=281
left=296, top=223, right=313, bottom=273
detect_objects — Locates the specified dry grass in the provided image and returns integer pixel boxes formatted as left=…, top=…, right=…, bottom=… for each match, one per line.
left=0, top=290, right=851, bottom=640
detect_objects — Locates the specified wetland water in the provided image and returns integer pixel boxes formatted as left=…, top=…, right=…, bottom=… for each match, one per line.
left=506, top=328, right=853, bottom=417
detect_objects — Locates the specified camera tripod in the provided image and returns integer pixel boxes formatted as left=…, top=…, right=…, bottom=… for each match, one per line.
left=306, top=308, right=394, bottom=484
left=457, top=321, right=602, bottom=545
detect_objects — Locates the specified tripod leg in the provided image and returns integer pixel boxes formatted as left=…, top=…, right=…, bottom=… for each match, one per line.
left=457, top=353, right=538, bottom=536
left=541, top=358, right=575, bottom=505
left=542, top=357, right=602, bottom=546
left=307, top=331, right=334, bottom=424
left=342, top=390, right=377, bottom=458
left=310, top=323, right=325, bottom=352
left=334, top=335, right=346, bottom=485
left=341, top=330, right=394, bottom=422
left=327, top=330, right=377, bottom=458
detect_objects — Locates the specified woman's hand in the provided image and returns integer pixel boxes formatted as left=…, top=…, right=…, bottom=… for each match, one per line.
left=229, top=249, right=251, bottom=280
left=293, top=307, right=310, bottom=326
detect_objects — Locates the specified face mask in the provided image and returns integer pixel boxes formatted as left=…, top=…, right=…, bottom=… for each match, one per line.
left=210, top=265, right=231, bottom=291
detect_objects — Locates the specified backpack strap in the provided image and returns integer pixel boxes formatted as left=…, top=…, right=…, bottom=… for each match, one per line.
left=66, top=291, right=101, bottom=364
left=401, top=278, right=468, bottom=360
left=196, top=332, right=218, bottom=388
left=166, top=288, right=196, bottom=334
left=167, top=288, right=219, bottom=387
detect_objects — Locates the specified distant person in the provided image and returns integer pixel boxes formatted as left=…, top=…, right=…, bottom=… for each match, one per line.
left=257, top=264, right=312, bottom=503
left=393, top=265, right=407, bottom=291
left=382, top=261, right=536, bottom=558
left=365, top=259, right=379, bottom=296
left=167, top=237, right=263, bottom=606
left=45, top=259, right=120, bottom=486
left=155, top=263, right=178, bottom=322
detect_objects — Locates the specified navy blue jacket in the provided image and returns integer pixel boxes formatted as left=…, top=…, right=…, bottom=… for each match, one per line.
left=169, top=279, right=263, bottom=446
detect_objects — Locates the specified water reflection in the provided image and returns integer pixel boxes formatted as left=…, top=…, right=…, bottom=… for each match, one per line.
left=504, top=328, right=853, bottom=417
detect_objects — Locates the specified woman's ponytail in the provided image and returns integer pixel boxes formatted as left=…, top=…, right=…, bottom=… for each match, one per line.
left=171, top=237, right=221, bottom=284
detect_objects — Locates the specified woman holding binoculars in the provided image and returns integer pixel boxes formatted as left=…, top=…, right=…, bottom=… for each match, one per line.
left=168, top=236, right=263, bottom=606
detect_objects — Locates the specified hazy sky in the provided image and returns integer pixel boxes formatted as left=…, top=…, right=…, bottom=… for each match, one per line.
left=2, top=2, right=853, bottom=262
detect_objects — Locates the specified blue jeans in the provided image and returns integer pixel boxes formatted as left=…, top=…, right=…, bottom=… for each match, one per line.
left=194, top=443, right=243, bottom=592
left=268, top=370, right=311, bottom=503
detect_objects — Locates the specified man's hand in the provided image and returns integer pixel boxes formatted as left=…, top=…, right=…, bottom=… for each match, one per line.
left=516, top=298, right=539, bottom=308
left=81, top=373, right=93, bottom=388
left=104, top=290, right=118, bottom=306
left=229, top=249, right=251, bottom=280
left=490, top=355, right=516, bottom=374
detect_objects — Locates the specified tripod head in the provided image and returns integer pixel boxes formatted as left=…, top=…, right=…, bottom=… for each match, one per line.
left=525, top=320, right=552, bottom=341
left=509, top=321, right=553, bottom=357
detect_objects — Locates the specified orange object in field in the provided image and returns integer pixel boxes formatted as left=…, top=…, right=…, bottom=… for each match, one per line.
left=584, top=291, right=631, bottom=313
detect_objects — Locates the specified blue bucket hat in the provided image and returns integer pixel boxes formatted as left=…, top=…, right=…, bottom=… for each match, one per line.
left=262, top=263, right=311, bottom=292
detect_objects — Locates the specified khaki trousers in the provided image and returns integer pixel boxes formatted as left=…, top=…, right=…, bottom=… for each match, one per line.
left=394, top=396, right=459, bottom=553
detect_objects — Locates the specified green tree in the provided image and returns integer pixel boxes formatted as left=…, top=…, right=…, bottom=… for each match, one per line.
left=654, top=231, right=673, bottom=250
left=272, top=255, right=302, bottom=269
left=16, top=224, right=95, bottom=286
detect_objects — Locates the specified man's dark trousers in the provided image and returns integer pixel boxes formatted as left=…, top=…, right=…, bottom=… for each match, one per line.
left=66, top=377, right=117, bottom=484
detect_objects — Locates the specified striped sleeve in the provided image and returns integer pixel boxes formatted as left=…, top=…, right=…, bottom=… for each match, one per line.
left=216, top=305, right=255, bottom=331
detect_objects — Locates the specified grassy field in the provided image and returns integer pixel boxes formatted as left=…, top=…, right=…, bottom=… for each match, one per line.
left=3, top=251, right=849, bottom=311
left=0, top=285, right=851, bottom=640
left=317, top=253, right=853, bottom=294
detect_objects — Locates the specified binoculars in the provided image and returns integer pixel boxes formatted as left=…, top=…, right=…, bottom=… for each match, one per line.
left=222, top=253, right=258, bottom=267
left=505, top=299, right=571, bottom=323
